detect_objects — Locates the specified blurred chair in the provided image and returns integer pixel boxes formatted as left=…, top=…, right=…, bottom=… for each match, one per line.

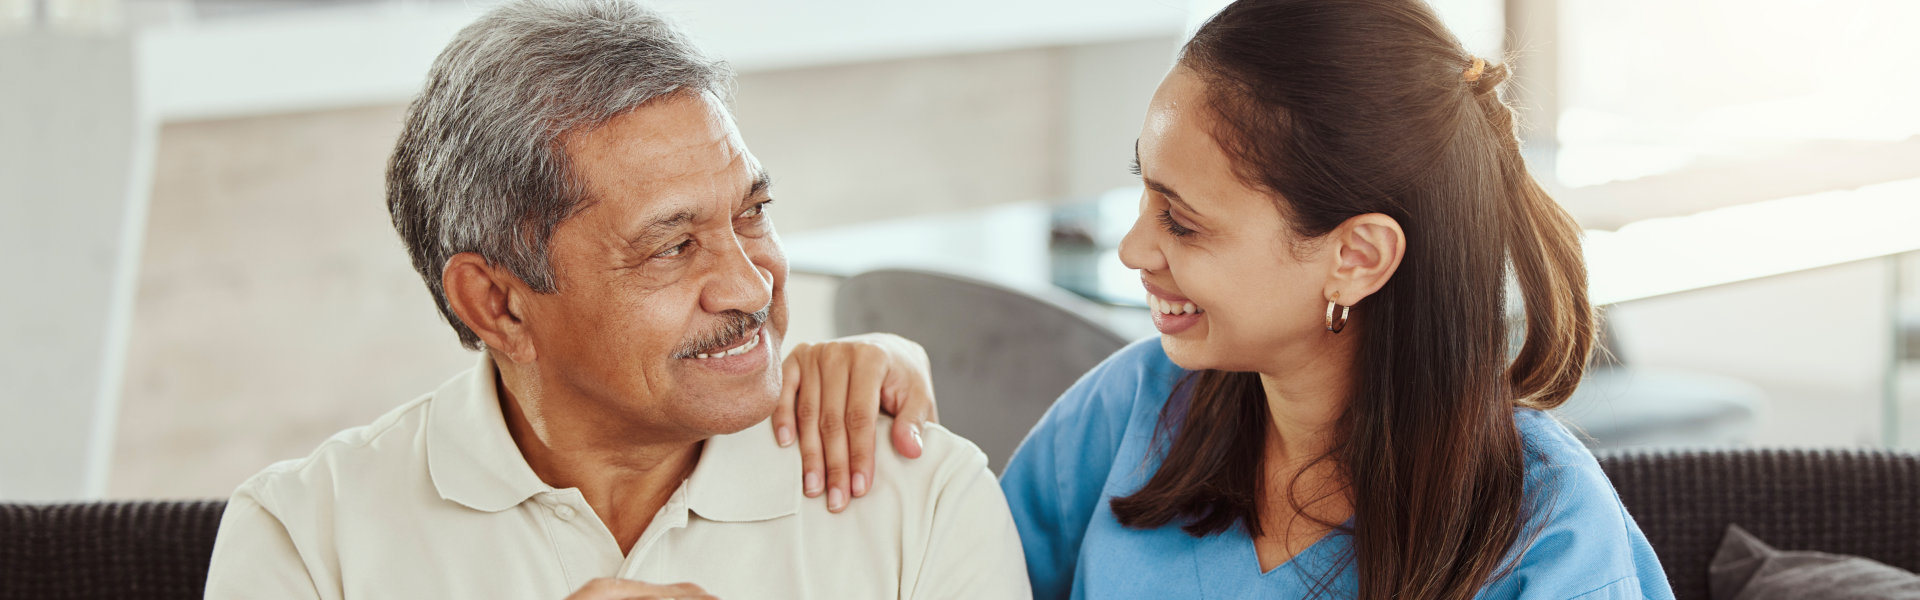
left=1555, top=319, right=1764, bottom=450
left=833, top=268, right=1131, bottom=472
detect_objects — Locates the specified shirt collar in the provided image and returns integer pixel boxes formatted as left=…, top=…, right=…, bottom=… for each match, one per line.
left=425, top=354, right=550, bottom=512
left=685, top=419, right=802, bottom=523
left=427, top=353, right=801, bottom=521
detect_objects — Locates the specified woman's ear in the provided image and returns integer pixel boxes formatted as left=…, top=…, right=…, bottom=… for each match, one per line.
left=1324, top=213, right=1406, bottom=305
left=442, top=252, right=538, bottom=363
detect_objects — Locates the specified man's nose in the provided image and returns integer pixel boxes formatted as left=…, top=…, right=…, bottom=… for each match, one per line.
left=701, top=235, right=774, bottom=315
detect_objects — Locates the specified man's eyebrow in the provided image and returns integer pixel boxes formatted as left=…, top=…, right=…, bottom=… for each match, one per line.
left=630, top=170, right=769, bottom=248
left=631, top=210, right=697, bottom=248
left=1134, top=140, right=1203, bottom=217
left=742, top=169, right=771, bottom=205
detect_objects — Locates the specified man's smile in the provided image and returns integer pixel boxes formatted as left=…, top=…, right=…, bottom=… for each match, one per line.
left=690, top=325, right=762, bottom=359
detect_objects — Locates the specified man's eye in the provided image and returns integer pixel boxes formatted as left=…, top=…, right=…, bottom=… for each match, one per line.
left=740, top=199, right=773, bottom=219
left=654, top=239, right=693, bottom=259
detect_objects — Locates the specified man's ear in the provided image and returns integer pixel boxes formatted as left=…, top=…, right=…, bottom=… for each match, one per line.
left=1324, top=213, right=1406, bottom=306
left=443, top=252, right=537, bottom=363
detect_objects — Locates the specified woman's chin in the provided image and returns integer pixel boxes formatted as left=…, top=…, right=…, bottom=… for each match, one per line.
left=1158, top=337, right=1219, bottom=372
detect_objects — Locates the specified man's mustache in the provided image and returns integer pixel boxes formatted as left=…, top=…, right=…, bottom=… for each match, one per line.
left=672, top=307, right=770, bottom=359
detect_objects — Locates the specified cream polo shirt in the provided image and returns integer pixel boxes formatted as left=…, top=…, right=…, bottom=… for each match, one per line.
left=203, top=355, right=1031, bottom=599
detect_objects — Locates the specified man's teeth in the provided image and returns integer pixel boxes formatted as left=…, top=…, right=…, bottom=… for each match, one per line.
left=1148, top=294, right=1201, bottom=315
left=694, top=331, right=760, bottom=359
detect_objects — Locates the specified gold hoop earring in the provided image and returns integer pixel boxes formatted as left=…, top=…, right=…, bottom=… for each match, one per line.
left=1325, top=300, right=1350, bottom=334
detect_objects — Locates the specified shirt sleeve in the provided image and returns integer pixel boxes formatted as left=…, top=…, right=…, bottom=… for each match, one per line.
left=1478, top=413, right=1677, bottom=600
left=999, top=338, right=1169, bottom=600
left=203, top=484, right=325, bottom=600
left=906, top=437, right=1034, bottom=600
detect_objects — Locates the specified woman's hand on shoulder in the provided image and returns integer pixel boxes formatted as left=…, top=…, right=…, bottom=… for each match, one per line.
left=774, top=332, right=938, bottom=512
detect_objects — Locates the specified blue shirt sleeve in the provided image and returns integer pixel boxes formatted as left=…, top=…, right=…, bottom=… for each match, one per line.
left=999, top=338, right=1182, bottom=600
left=1478, top=410, right=1677, bottom=600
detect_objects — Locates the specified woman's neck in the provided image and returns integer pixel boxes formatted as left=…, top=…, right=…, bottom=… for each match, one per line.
left=1256, top=333, right=1356, bottom=463
left=1252, top=335, right=1358, bottom=570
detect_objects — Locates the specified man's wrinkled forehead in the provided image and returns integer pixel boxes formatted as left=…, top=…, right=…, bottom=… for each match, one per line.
left=565, top=92, right=745, bottom=184
left=559, top=91, right=760, bottom=221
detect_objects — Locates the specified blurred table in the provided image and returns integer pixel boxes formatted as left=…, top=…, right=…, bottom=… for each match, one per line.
left=784, top=179, right=1920, bottom=443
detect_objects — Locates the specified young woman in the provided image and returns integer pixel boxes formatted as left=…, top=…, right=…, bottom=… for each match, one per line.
left=778, top=0, right=1673, bottom=597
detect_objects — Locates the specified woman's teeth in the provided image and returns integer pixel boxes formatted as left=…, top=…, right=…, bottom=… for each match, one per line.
left=1148, top=294, right=1202, bottom=316
left=694, top=330, right=760, bottom=359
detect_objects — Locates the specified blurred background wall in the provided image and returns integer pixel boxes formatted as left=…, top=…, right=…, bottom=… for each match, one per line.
left=2, top=0, right=1916, bottom=500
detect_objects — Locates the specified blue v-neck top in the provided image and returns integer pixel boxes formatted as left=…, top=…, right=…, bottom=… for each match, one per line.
left=1000, top=338, right=1675, bottom=599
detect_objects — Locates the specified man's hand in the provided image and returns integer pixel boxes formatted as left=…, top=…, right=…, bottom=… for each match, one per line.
left=564, top=578, right=716, bottom=600
left=774, top=332, right=938, bottom=513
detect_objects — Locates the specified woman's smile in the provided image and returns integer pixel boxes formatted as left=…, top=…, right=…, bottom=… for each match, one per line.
left=1142, top=279, right=1206, bottom=335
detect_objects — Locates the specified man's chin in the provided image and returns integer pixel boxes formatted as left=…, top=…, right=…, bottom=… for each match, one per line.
left=664, top=330, right=782, bottom=434
left=689, top=391, right=782, bottom=436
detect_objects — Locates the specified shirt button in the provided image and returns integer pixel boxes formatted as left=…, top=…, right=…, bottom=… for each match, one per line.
left=553, top=505, right=576, bottom=520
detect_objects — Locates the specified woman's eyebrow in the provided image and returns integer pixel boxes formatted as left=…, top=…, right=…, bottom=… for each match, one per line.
left=1135, top=141, right=1204, bottom=218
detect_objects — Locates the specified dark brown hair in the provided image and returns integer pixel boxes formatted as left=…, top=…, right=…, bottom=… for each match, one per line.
left=1108, top=1, right=1594, bottom=598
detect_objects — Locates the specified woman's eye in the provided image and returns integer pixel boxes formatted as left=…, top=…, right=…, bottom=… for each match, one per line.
left=654, top=238, right=693, bottom=259
left=1158, top=209, right=1196, bottom=238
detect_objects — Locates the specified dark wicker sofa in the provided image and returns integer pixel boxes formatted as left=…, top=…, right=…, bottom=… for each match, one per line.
left=1, top=450, right=1915, bottom=599
left=0, top=500, right=224, bottom=599
left=1597, top=448, right=1920, bottom=598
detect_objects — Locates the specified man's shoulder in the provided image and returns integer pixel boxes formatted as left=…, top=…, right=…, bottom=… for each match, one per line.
left=859, top=415, right=1028, bottom=594
left=828, top=416, right=998, bottom=523
left=858, top=416, right=1013, bottom=521
left=233, top=393, right=437, bottom=509
left=876, top=416, right=989, bottom=487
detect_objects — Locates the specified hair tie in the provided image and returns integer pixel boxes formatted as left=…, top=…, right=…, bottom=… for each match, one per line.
left=1463, top=57, right=1486, bottom=83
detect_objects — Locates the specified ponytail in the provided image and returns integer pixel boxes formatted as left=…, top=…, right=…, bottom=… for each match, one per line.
left=1468, top=60, right=1596, bottom=409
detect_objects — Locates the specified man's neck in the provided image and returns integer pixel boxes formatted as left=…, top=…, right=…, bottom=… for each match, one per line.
left=493, top=355, right=702, bottom=555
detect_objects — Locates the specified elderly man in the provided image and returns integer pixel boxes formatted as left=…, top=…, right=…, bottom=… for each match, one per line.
left=200, top=1, right=1029, bottom=598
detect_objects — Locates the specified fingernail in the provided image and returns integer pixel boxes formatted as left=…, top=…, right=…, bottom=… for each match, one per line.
left=828, top=487, right=846, bottom=511
left=776, top=425, right=794, bottom=446
left=852, top=473, right=868, bottom=497
left=911, top=424, right=923, bottom=448
left=805, top=471, right=822, bottom=495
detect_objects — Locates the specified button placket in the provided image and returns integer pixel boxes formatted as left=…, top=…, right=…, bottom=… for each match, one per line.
left=537, top=491, right=625, bottom=586
left=539, top=492, right=582, bottom=521
left=618, top=485, right=693, bottom=579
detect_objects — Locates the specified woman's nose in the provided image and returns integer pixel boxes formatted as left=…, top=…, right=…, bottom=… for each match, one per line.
left=1117, top=209, right=1165, bottom=273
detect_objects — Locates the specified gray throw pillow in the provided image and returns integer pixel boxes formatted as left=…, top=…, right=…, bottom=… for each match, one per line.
left=1710, top=524, right=1920, bottom=600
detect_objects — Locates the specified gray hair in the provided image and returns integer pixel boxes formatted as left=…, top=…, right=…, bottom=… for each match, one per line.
left=387, top=0, right=733, bottom=349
